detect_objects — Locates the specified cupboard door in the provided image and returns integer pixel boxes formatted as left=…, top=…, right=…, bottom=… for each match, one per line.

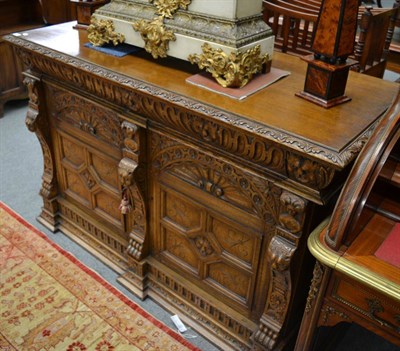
left=150, top=131, right=277, bottom=317
left=45, top=82, right=129, bottom=260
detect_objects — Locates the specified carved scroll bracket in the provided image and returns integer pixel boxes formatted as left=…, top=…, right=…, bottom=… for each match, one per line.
left=23, top=72, right=59, bottom=229
left=119, top=122, right=147, bottom=266
left=278, top=191, right=307, bottom=242
left=253, top=235, right=296, bottom=350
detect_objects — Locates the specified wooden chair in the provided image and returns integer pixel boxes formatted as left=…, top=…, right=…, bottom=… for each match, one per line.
left=351, top=6, right=398, bottom=78
left=294, top=87, right=400, bottom=350
left=262, top=1, right=318, bottom=56
left=263, top=1, right=398, bottom=79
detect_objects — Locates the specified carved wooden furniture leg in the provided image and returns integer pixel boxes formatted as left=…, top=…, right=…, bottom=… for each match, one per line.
left=24, top=71, right=60, bottom=231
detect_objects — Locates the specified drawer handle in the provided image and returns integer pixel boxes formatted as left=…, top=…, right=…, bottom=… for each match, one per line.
left=198, top=179, right=223, bottom=197
left=79, top=120, right=96, bottom=135
left=366, top=298, right=400, bottom=333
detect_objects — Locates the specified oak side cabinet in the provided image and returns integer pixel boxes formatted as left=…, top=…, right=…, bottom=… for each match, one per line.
left=4, top=22, right=398, bottom=351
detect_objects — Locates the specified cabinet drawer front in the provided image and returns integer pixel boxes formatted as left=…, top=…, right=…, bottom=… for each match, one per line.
left=45, top=82, right=123, bottom=151
left=331, top=273, right=400, bottom=330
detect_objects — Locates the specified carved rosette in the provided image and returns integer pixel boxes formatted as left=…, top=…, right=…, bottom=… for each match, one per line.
left=87, top=18, right=125, bottom=46
left=188, top=43, right=269, bottom=88
left=119, top=122, right=147, bottom=264
left=23, top=73, right=59, bottom=228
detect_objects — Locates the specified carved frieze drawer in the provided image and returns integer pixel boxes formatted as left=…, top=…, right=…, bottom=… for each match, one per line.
left=330, top=273, right=400, bottom=332
left=44, top=82, right=124, bottom=150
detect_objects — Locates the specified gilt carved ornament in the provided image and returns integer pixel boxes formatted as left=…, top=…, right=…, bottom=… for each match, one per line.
left=87, top=18, right=125, bottom=46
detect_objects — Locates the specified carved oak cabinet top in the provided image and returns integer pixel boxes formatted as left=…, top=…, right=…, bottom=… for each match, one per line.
left=5, top=21, right=397, bottom=170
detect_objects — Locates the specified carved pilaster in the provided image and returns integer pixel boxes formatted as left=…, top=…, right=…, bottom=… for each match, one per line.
left=253, top=192, right=307, bottom=350
left=23, top=72, right=59, bottom=230
left=119, top=122, right=148, bottom=282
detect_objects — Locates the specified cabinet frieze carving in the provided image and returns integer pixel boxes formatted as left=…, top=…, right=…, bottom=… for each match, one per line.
left=7, top=39, right=371, bottom=173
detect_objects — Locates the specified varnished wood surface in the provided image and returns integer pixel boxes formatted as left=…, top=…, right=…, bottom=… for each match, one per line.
left=7, top=21, right=398, bottom=163
left=344, top=212, right=400, bottom=285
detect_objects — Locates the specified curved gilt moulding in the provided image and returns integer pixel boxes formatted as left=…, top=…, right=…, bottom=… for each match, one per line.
left=6, top=38, right=370, bottom=170
left=87, top=18, right=125, bottom=46
left=188, top=43, right=269, bottom=88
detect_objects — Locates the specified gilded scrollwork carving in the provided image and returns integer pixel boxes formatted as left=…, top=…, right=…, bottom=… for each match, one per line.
left=150, top=0, right=192, bottom=18
left=132, top=0, right=190, bottom=58
left=321, top=305, right=350, bottom=324
left=188, top=43, right=269, bottom=88
left=87, top=18, right=125, bottom=46
left=132, top=17, right=176, bottom=59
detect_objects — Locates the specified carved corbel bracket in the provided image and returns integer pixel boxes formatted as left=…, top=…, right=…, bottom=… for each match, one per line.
left=278, top=191, right=307, bottom=237
left=23, top=72, right=59, bottom=229
left=119, top=122, right=147, bottom=264
left=253, top=235, right=296, bottom=350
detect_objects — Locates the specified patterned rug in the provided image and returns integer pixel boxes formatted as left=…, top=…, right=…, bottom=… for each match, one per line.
left=0, top=202, right=200, bottom=351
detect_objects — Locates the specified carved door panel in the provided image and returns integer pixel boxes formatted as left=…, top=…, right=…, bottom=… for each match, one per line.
left=44, top=82, right=129, bottom=257
left=150, top=131, right=280, bottom=318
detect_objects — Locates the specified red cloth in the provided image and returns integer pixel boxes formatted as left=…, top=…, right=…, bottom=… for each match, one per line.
left=375, top=223, right=400, bottom=268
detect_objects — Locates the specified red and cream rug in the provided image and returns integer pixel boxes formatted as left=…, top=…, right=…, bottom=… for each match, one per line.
left=0, top=202, right=200, bottom=351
